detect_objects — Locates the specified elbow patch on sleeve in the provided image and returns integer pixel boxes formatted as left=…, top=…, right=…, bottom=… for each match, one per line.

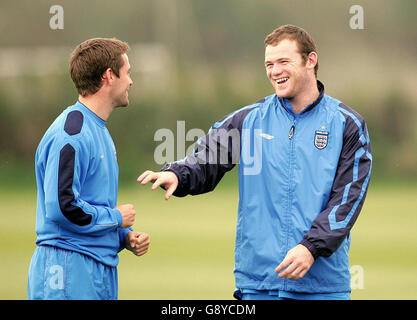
left=58, top=143, right=92, bottom=226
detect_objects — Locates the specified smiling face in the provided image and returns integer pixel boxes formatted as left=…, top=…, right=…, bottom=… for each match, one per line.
left=111, top=53, right=133, bottom=108
left=265, top=39, right=316, bottom=101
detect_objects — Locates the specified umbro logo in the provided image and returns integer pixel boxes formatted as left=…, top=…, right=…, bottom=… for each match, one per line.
left=260, top=133, right=274, bottom=140
left=99, top=152, right=117, bottom=159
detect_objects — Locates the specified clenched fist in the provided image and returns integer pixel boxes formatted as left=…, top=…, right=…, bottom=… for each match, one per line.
left=125, top=232, right=150, bottom=256
left=115, top=204, right=136, bottom=228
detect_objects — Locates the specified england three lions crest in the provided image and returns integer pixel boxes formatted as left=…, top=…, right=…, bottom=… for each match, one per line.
left=314, top=130, right=329, bottom=149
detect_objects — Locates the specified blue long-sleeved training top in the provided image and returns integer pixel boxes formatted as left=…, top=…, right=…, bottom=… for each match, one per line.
left=34, top=101, right=131, bottom=267
left=162, top=81, right=372, bottom=293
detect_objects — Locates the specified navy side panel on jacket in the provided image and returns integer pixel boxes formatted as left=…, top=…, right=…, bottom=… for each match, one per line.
left=162, top=102, right=261, bottom=197
left=300, top=103, right=372, bottom=258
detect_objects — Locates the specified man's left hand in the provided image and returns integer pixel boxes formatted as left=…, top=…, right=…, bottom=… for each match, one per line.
left=275, top=244, right=314, bottom=280
left=126, top=231, right=150, bottom=256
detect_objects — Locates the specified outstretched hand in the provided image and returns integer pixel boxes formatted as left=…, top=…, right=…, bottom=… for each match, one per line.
left=137, top=170, right=178, bottom=200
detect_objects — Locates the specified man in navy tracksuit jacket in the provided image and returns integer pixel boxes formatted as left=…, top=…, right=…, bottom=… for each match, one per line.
left=139, top=25, right=372, bottom=299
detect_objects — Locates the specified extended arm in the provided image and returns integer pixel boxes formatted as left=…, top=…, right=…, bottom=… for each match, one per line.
left=138, top=105, right=259, bottom=198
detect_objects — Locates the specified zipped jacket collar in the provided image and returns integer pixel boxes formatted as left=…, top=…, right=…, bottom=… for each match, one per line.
left=278, top=80, right=325, bottom=115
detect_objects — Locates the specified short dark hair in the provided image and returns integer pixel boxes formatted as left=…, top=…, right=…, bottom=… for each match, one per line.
left=264, top=25, right=318, bottom=77
left=69, top=37, right=130, bottom=96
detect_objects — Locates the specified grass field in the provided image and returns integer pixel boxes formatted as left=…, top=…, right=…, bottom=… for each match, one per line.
left=0, top=180, right=416, bottom=300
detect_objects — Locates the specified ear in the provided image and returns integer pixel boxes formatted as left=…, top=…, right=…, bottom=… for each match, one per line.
left=101, top=68, right=114, bottom=86
left=306, top=52, right=318, bottom=71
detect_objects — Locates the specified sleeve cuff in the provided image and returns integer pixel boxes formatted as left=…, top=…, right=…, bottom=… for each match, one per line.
left=117, top=227, right=133, bottom=252
left=113, top=208, right=123, bottom=227
left=299, top=238, right=319, bottom=260
left=160, top=163, right=185, bottom=197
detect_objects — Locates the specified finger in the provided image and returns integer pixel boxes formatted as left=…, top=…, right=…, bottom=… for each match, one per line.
left=139, top=171, right=158, bottom=184
left=297, top=267, right=309, bottom=280
left=134, top=235, right=149, bottom=245
left=140, top=172, right=158, bottom=185
left=138, top=233, right=149, bottom=241
left=135, top=241, right=150, bottom=251
left=132, top=246, right=143, bottom=256
left=133, top=232, right=148, bottom=243
left=129, top=233, right=139, bottom=248
left=152, top=177, right=166, bottom=190
left=293, top=261, right=312, bottom=280
left=275, top=256, right=291, bottom=274
left=165, top=183, right=177, bottom=200
left=134, top=237, right=150, bottom=249
left=125, top=231, right=134, bottom=244
left=135, top=232, right=148, bottom=239
left=136, top=242, right=149, bottom=252
left=126, top=234, right=138, bottom=249
left=278, top=262, right=298, bottom=279
left=286, top=265, right=304, bottom=280
left=137, top=170, right=152, bottom=182
left=135, top=248, right=149, bottom=256
left=128, top=234, right=137, bottom=248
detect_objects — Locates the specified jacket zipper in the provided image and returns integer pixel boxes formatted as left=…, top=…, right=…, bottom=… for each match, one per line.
left=285, top=118, right=297, bottom=290
left=289, top=119, right=296, bottom=139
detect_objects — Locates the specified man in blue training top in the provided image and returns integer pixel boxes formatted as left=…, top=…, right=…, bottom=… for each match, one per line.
left=138, top=25, right=372, bottom=300
left=28, top=38, right=150, bottom=300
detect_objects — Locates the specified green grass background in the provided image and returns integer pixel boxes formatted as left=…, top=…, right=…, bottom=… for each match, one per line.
left=1, top=179, right=416, bottom=300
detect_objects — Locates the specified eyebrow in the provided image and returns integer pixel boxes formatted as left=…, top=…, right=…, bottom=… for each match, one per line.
left=264, top=57, right=290, bottom=65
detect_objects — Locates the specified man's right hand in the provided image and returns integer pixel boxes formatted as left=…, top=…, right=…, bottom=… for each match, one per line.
left=115, top=204, right=136, bottom=228
left=137, top=170, right=178, bottom=200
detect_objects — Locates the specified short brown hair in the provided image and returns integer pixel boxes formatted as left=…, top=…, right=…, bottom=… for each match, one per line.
left=69, top=37, right=130, bottom=96
left=264, top=24, right=318, bottom=77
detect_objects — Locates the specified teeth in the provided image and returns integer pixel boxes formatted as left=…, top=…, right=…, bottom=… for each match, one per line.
left=276, top=77, right=289, bottom=84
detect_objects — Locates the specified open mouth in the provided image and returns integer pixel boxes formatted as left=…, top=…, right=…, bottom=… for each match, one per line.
left=276, top=77, right=289, bottom=85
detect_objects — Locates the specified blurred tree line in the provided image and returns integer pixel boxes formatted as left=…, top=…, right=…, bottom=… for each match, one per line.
left=0, top=0, right=416, bottom=187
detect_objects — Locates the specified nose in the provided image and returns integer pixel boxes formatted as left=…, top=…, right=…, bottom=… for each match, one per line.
left=271, top=63, right=283, bottom=77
